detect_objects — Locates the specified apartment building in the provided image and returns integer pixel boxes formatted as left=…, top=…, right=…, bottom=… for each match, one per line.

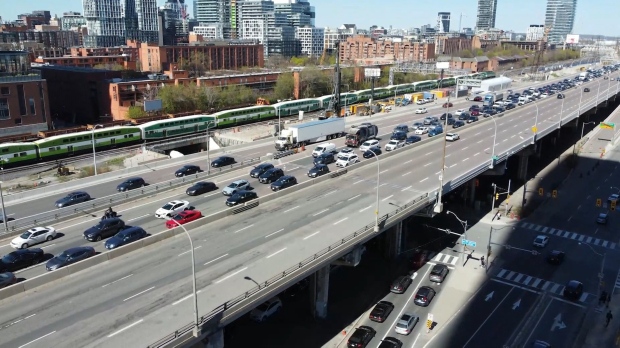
left=295, top=26, right=324, bottom=57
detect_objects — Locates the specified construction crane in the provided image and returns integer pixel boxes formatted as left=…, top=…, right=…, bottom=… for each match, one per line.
left=530, top=26, right=551, bottom=75
left=177, top=0, right=188, bottom=33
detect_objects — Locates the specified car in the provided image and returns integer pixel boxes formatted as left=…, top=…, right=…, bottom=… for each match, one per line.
left=313, top=152, right=335, bottom=165
left=336, top=153, right=359, bottom=167
left=0, top=272, right=17, bottom=289
left=608, top=193, right=619, bottom=203
left=83, top=217, right=125, bottom=241
left=393, top=124, right=409, bottom=133
left=155, top=200, right=191, bottom=218
left=445, top=133, right=459, bottom=142
left=54, top=191, right=91, bottom=208
left=415, top=126, right=429, bottom=135
left=414, top=286, right=436, bottom=307
left=423, top=117, right=434, bottom=125
left=249, top=163, right=274, bottom=178
left=391, top=131, right=407, bottom=141
left=250, top=297, right=282, bottom=322
left=222, top=180, right=250, bottom=196
left=405, top=136, right=422, bottom=145
left=348, top=326, right=376, bottom=348
left=360, top=139, right=380, bottom=152
left=547, top=250, right=565, bottom=265
left=369, top=301, right=394, bottom=323
left=458, top=112, right=470, bottom=121
left=596, top=212, right=608, bottom=224
left=10, top=226, right=57, bottom=249
left=363, top=147, right=382, bottom=158
left=308, top=164, right=330, bottom=178
left=166, top=210, right=202, bottom=228
left=225, top=190, right=258, bottom=207
left=472, top=96, right=483, bottom=101
left=584, top=87, right=590, bottom=92
left=563, top=280, right=584, bottom=301
left=455, top=109, right=465, bottom=116
left=411, top=122, right=424, bottom=130
left=116, top=177, right=146, bottom=191
left=338, top=148, right=355, bottom=157
left=390, top=275, right=412, bottom=294
left=470, top=109, right=480, bottom=116
left=429, top=264, right=449, bottom=283
left=452, top=120, right=465, bottom=128
left=186, top=181, right=217, bottom=196
left=442, top=102, right=453, bottom=108
left=440, top=113, right=453, bottom=120
left=415, top=108, right=428, bottom=114
left=104, top=226, right=148, bottom=250
left=175, top=165, right=202, bottom=177
left=385, top=140, right=405, bottom=151
left=416, top=99, right=427, bottom=105
left=259, top=168, right=284, bottom=184
left=533, top=235, right=549, bottom=247
left=428, top=126, right=443, bottom=137
left=378, top=337, right=403, bottom=348
left=211, top=156, right=235, bottom=167
left=557, top=93, right=565, bottom=99
left=271, top=175, right=297, bottom=191
left=505, top=103, right=516, bottom=110
left=394, top=313, right=419, bottom=335
left=0, top=248, right=44, bottom=272
left=467, top=116, right=479, bottom=123
left=46, top=246, right=96, bottom=271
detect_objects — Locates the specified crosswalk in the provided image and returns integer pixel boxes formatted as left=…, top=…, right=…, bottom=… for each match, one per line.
left=520, top=222, right=617, bottom=250
left=496, top=268, right=593, bottom=303
left=429, top=252, right=459, bottom=266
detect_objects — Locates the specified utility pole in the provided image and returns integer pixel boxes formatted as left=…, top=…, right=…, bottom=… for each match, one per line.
left=333, top=41, right=341, bottom=117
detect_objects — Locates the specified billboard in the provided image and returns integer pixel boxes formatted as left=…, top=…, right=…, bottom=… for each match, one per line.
left=364, top=68, right=380, bottom=78
left=436, top=62, right=450, bottom=69
left=144, top=99, right=163, bottom=112
left=565, top=34, right=580, bottom=44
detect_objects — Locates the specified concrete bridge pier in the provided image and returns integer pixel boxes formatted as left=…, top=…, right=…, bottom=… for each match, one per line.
left=383, top=221, right=404, bottom=259
left=310, top=265, right=330, bottom=319
left=203, top=329, right=224, bottom=348
left=468, top=179, right=476, bottom=206
left=517, top=151, right=530, bottom=181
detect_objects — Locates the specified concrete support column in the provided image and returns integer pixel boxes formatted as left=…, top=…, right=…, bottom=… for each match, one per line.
left=535, top=138, right=543, bottom=158
left=310, top=265, right=330, bottom=319
left=384, top=221, right=403, bottom=259
left=203, top=328, right=224, bottom=348
left=517, top=152, right=530, bottom=181
left=468, top=179, right=476, bottom=206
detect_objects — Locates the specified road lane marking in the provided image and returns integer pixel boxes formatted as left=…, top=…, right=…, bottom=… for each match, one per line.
left=424, top=163, right=431, bottom=167
left=404, top=160, right=413, bottom=164
left=402, top=171, right=412, bottom=176
left=353, top=180, right=364, bottom=185
left=348, top=194, right=361, bottom=201
left=303, top=231, right=320, bottom=240
left=462, top=146, right=469, bottom=150
left=178, top=245, right=202, bottom=257
left=18, top=331, right=56, bottom=348
left=234, top=224, right=254, bottom=234
left=102, top=274, right=134, bottom=288
left=41, top=244, right=56, bottom=249
left=265, top=229, right=284, bottom=238
left=450, top=164, right=457, bottom=168
left=107, top=320, right=144, bottom=338
left=283, top=206, right=300, bottom=213
left=266, top=248, right=287, bottom=259
left=333, top=218, right=348, bottom=225
left=462, top=158, right=470, bottom=162
left=477, top=140, right=483, bottom=143
left=474, top=152, right=480, bottom=156
left=127, top=214, right=150, bottom=222
left=462, top=287, right=515, bottom=348
left=420, top=177, right=428, bottom=183
left=401, top=186, right=412, bottom=191
left=4, top=313, right=36, bottom=329
left=379, top=169, right=389, bottom=174
left=172, top=290, right=203, bottom=306
left=214, top=267, right=248, bottom=284
left=381, top=195, right=394, bottom=202
left=312, top=209, right=329, bottom=216
left=123, top=286, right=155, bottom=302
left=379, top=183, right=388, bottom=187
left=359, top=206, right=372, bottom=212
left=204, top=253, right=229, bottom=266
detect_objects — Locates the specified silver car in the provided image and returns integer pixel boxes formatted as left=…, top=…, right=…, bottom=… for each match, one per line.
left=10, top=226, right=57, bottom=249
left=222, top=180, right=250, bottom=196
left=394, top=313, right=419, bottom=335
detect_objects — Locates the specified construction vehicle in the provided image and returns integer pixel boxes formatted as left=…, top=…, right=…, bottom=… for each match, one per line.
left=345, top=123, right=379, bottom=147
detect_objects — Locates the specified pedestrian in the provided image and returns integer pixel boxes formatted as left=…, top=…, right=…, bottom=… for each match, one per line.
left=607, top=293, right=612, bottom=307
left=480, top=256, right=485, bottom=267
left=600, top=291, right=608, bottom=306
left=607, top=310, right=613, bottom=327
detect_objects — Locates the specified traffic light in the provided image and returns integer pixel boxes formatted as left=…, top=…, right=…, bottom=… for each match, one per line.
left=612, top=200, right=616, bottom=211
left=426, top=320, right=433, bottom=329
left=538, top=188, right=544, bottom=196
left=552, top=190, right=557, bottom=198
left=596, top=199, right=602, bottom=207
left=495, top=193, right=499, bottom=200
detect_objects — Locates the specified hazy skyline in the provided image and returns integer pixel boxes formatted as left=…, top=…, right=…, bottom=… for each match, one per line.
left=1, top=0, right=617, bottom=36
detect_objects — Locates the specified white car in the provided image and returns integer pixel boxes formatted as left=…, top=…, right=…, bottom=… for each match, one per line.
left=415, top=127, right=429, bottom=135
left=155, top=200, right=190, bottom=219
left=385, top=140, right=405, bottom=151
left=335, top=153, right=359, bottom=167
left=338, top=148, right=355, bottom=157
left=395, top=313, right=419, bottom=335
left=446, top=133, right=460, bottom=141
left=250, top=297, right=282, bottom=322
left=415, top=108, right=428, bottom=114
left=10, top=226, right=57, bottom=249
left=416, top=99, right=426, bottom=105
left=360, top=140, right=380, bottom=152
left=533, top=235, right=549, bottom=248
left=455, top=109, right=465, bottom=116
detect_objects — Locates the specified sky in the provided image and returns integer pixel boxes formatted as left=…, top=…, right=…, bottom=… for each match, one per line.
left=1, top=0, right=618, bottom=36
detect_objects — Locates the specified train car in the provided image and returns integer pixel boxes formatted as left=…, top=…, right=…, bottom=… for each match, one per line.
left=214, top=105, right=276, bottom=127
left=317, top=93, right=358, bottom=109
left=0, top=143, right=38, bottom=166
left=413, top=80, right=438, bottom=91
left=437, top=77, right=456, bottom=87
left=388, top=84, right=416, bottom=95
left=35, top=126, right=141, bottom=159
left=274, top=99, right=321, bottom=117
left=480, top=71, right=497, bottom=79
left=139, top=115, right=216, bottom=140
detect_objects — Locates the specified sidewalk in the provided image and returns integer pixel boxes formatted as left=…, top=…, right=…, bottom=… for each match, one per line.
left=580, top=294, right=620, bottom=348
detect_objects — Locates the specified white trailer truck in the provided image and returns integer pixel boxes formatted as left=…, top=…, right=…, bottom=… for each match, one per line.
left=275, top=117, right=346, bottom=151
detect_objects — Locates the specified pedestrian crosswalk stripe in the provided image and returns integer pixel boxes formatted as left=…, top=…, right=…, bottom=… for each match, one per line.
left=495, top=268, right=593, bottom=303
left=514, top=273, right=524, bottom=282
left=542, top=227, right=549, bottom=233
left=524, top=276, right=533, bottom=285
left=555, top=230, right=563, bottom=236
left=603, top=241, right=609, bottom=247
left=571, top=233, right=578, bottom=240
left=432, top=252, right=459, bottom=266
left=563, top=231, right=570, bottom=238
left=532, top=278, right=542, bottom=287
left=579, top=235, right=585, bottom=242
left=498, top=269, right=507, bottom=278
left=519, top=222, right=616, bottom=250
left=535, top=225, right=543, bottom=231
left=542, top=281, right=552, bottom=291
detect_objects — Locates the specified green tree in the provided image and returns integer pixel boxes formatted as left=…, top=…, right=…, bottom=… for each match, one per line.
left=177, top=51, right=211, bottom=77
left=299, top=66, right=331, bottom=98
left=290, top=56, right=310, bottom=66
left=127, top=105, right=147, bottom=119
left=274, top=73, right=295, bottom=101
left=93, top=63, right=125, bottom=71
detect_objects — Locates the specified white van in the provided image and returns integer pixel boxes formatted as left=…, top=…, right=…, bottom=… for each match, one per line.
left=312, top=143, right=337, bottom=158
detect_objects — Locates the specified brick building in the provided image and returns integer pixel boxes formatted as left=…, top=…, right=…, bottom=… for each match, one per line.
left=338, top=36, right=435, bottom=64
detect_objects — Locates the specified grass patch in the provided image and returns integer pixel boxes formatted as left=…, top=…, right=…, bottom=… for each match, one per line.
left=79, top=165, right=112, bottom=178
left=105, top=156, right=128, bottom=167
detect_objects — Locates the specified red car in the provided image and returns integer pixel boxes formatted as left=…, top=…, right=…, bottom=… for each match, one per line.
left=470, top=109, right=480, bottom=116
left=442, top=102, right=453, bottom=108
left=165, top=210, right=202, bottom=228
left=473, top=96, right=483, bottom=101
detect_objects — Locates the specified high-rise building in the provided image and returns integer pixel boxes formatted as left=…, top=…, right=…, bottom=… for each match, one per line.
left=195, top=0, right=232, bottom=38
left=83, top=0, right=158, bottom=47
left=295, top=26, right=323, bottom=57
left=61, top=12, right=87, bottom=31
left=545, top=0, right=577, bottom=44
left=476, top=0, right=497, bottom=30
left=437, top=12, right=450, bottom=33
left=274, top=0, right=315, bottom=27
left=526, top=24, right=545, bottom=41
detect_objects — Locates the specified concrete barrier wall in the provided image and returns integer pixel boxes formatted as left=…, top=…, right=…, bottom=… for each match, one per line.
left=67, top=253, right=110, bottom=274
left=107, top=240, right=144, bottom=259
left=21, top=267, right=71, bottom=292
left=0, top=282, right=25, bottom=298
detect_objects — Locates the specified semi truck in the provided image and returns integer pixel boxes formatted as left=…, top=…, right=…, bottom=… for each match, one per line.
left=345, top=123, right=379, bottom=147
left=483, top=92, right=504, bottom=107
left=275, top=117, right=345, bottom=151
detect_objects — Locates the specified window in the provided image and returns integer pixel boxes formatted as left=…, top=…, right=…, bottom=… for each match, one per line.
left=14, top=118, right=21, bottom=125
left=29, top=98, right=35, bottom=115
left=0, top=87, right=8, bottom=95
left=0, top=98, right=9, bottom=120
left=16, top=85, right=26, bottom=116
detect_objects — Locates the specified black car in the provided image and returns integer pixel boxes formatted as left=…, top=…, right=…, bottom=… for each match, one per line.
left=557, top=93, right=565, bottom=99
left=348, top=326, right=376, bottom=348
left=225, top=190, right=258, bottom=207
left=390, top=275, right=412, bottom=294
left=378, top=337, right=403, bottom=348
left=55, top=191, right=91, bottom=208
left=391, top=131, right=407, bottom=141
left=186, top=181, right=217, bottom=196
left=0, top=248, right=44, bottom=272
left=467, top=116, right=479, bottom=123
left=259, top=168, right=284, bottom=183
left=584, top=87, right=590, bottom=92
left=363, top=147, right=382, bottom=158
left=393, top=124, right=409, bottom=134
left=505, top=103, right=516, bottom=110
left=440, top=113, right=453, bottom=120
left=494, top=106, right=506, bottom=113
left=468, top=105, right=480, bottom=111
left=429, top=264, right=449, bottom=283
left=369, top=301, right=394, bottom=323
left=250, top=163, right=274, bottom=178
left=83, top=217, right=126, bottom=241
left=175, top=165, right=202, bottom=177
left=116, top=177, right=146, bottom=191
left=452, top=120, right=465, bottom=128
left=314, top=153, right=335, bottom=165
left=414, top=286, right=436, bottom=306
left=211, top=156, right=235, bottom=167
left=444, top=118, right=455, bottom=125
left=308, top=164, right=330, bottom=178
left=0, top=272, right=16, bottom=289
left=46, top=246, right=96, bottom=271
left=458, top=112, right=470, bottom=121
left=271, top=175, right=297, bottom=191
left=547, top=250, right=565, bottom=265
left=405, top=136, right=422, bottom=145
left=563, top=280, right=584, bottom=301
left=104, top=226, right=148, bottom=250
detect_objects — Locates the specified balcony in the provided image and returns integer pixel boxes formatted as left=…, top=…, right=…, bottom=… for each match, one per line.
left=0, top=70, right=42, bottom=83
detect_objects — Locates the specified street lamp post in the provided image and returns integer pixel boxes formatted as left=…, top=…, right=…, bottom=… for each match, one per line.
left=580, top=242, right=606, bottom=297
left=595, top=79, right=602, bottom=112
left=169, top=219, right=200, bottom=337
left=558, top=95, right=565, bottom=131
left=370, top=150, right=380, bottom=232
left=0, top=181, right=7, bottom=231
left=574, top=121, right=597, bottom=154
left=532, top=102, right=539, bottom=145
left=434, top=96, right=451, bottom=214
left=446, top=210, right=468, bottom=265
left=578, top=86, right=585, bottom=115
left=206, top=120, right=214, bottom=175
left=489, top=115, right=498, bottom=169
left=91, top=124, right=104, bottom=175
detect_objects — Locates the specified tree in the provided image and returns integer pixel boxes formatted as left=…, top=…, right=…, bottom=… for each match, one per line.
left=93, top=63, right=124, bottom=71
left=127, top=106, right=147, bottom=119
left=299, top=67, right=331, bottom=98
left=274, top=73, right=295, bottom=101
left=177, top=51, right=211, bottom=77
left=290, top=56, right=310, bottom=66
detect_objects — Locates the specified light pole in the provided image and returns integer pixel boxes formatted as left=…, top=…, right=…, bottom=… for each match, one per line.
left=168, top=219, right=200, bottom=337
left=91, top=124, right=103, bottom=175
left=578, top=86, right=585, bottom=115
left=344, top=84, right=350, bottom=116
left=532, top=102, right=539, bottom=145
left=434, top=95, right=451, bottom=214
left=574, top=121, right=597, bottom=154
left=579, top=242, right=606, bottom=297
left=558, top=94, right=565, bottom=130
left=489, top=115, right=498, bottom=169
left=595, top=79, right=602, bottom=112
left=446, top=210, right=469, bottom=265
left=370, top=150, right=380, bottom=232
left=0, top=181, right=7, bottom=231
left=206, top=120, right=215, bottom=175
